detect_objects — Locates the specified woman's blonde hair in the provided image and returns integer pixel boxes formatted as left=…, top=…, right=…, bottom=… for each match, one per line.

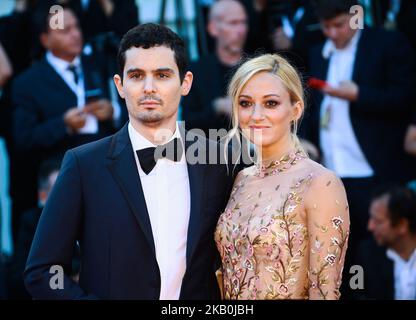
left=224, top=53, right=306, bottom=167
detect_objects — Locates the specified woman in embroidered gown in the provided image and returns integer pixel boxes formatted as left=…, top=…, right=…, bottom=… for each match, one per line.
left=215, top=54, right=350, bottom=300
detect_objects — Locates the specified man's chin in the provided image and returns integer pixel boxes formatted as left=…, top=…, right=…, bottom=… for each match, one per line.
left=137, top=112, right=164, bottom=124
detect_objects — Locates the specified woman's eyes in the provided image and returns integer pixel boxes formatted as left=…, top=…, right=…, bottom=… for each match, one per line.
left=265, top=100, right=279, bottom=107
left=239, top=100, right=252, bottom=107
left=238, top=100, right=280, bottom=108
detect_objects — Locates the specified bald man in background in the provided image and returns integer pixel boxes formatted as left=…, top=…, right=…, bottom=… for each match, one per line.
left=182, top=0, right=248, bottom=134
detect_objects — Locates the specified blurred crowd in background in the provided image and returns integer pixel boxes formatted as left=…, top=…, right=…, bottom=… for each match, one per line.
left=0, top=0, right=415, bottom=300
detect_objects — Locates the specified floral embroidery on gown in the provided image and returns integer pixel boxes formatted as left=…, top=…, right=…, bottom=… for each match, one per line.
left=215, top=150, right=350, bottom=300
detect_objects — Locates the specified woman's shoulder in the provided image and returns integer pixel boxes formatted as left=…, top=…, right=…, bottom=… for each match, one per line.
left=233, top=164, right=256, bottom=178
left=302, top=159, right=347, bottom=204
left=303, top=158, right=341, bottom=182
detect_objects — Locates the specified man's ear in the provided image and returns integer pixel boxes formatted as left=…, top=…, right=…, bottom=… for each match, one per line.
left=207, top=20, right=218, bottom=38
left=40, top=33, right=50, bottom=50
left=113, top=74, right=125, bottom=99
left=181, top=71, right=193, bottom=96
left=397, top=218, right=410, bottom=236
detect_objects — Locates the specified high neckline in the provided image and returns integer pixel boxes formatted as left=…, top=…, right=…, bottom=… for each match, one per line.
left=254, top=149, right=308, bottom=177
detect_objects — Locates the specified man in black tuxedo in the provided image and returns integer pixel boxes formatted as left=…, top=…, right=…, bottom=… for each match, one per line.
left=24, top=23, right=237, bottom=300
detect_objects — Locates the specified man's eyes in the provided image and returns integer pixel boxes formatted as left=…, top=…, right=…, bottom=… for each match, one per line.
left=129, top=73, right=170, bottom=79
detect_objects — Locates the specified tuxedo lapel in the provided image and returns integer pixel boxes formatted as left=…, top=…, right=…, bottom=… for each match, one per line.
left=182, top=129, right=208, bottom=265
left=106, top=124, right=156, bottom=255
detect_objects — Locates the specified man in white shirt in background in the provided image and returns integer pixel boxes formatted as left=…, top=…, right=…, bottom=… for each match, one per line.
left=301, top=0, right=416, bottom=298
left=356, top=185, right=416, bottom=300
left=13, top=6, right=118, bottom=159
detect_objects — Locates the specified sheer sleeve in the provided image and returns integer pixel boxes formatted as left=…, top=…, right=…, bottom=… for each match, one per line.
left=305, top=172, right=350, bottom=300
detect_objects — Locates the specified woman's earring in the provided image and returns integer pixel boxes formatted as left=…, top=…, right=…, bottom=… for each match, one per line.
left=292, top=119, right=298, bottom=135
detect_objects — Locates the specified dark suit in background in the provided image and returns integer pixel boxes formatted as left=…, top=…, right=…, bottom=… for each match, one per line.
left=181, top=54, right=233, bottom=134
left=303, top=27, right=416, bottom=184
left=24, top=124, right=235, bottom=299
left=354, top=238, right=394, bottom=300
left=13, top=54, right=116, bottom=161
left=11, top=53, right=119, bottom=241
left=7, top=208, right=42, bottom=300
left=7, top=207, right=81, bottom=299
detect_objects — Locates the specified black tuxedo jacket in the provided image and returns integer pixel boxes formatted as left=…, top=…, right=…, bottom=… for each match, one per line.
left=24, top=124, right=236, bottom=299
left=302, top=27, right=416, bottom=183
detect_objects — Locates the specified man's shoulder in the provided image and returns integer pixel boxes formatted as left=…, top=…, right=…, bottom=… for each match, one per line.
left=68, top=134, right=115, bottom=163
left=13, top=59, right=50, bottom=92
left=15, top=59, right=48, bottom=82
left=361, top=27, right=409, bottom=49
left=356, top=237, right=390, bottom=264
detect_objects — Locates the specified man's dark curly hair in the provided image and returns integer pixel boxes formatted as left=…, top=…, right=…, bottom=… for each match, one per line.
left=372, top=185, right=416, bottom=234
left=117, top=23, right=188, bottom=82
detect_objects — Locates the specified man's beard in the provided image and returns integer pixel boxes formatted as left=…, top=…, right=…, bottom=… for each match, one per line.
left=136, top=109, right=164, bottom=123
left=136, top=95, right=164, bottom=123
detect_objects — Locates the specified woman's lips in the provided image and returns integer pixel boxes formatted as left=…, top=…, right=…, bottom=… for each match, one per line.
left=249, top=125, right=270, bottom=129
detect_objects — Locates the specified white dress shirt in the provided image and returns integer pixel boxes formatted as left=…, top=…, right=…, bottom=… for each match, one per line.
left=46, top=51, right=98, bottom=134
left=128, top=122, right=191, bottom=300
left=319, top=30, right=374, bottom=178
left=387, top=248, right=416, bottom=300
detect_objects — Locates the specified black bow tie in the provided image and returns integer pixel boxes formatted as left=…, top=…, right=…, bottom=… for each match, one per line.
left=136, top=138, right=183, bottom=175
